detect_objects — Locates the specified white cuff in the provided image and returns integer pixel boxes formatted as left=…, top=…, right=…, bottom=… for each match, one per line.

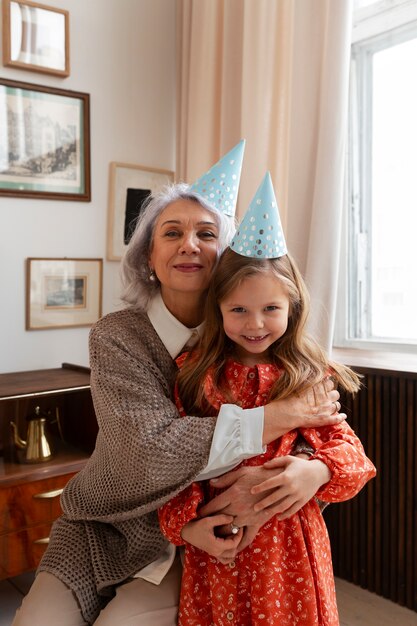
left=196, top=404, right=265, bottom=481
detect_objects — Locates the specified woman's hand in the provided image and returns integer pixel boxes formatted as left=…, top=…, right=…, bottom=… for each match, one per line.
left=263, top=378, right=345, bottom=444
left=215, top=520, right=265, bottom=555
left=251, top=455, right=331, bottom=519
left=180, top=514, right=243, bottom=565
left=199, top=465, right=278, bottom=526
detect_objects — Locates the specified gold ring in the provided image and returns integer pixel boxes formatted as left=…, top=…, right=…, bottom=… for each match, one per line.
left=230, top=523, right=240, bottom=535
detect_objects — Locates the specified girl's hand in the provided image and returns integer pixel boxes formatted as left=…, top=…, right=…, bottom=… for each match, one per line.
left=251, top=455, right=331, bottom=519
left=264, top=378, right=345, bottom=443
left=198, top=455, right=331, bottom=527
left=180, top=514, right=243, bottom=564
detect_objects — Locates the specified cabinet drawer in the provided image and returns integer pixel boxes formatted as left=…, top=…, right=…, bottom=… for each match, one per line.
left=0, top=473, right=75, bottom=533
left=0, top=522, right=53, bottom=579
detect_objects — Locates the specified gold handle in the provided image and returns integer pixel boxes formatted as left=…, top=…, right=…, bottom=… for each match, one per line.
left=33, top=488, right=64, bottom=499
left=33, top=537, right=50, bottom=545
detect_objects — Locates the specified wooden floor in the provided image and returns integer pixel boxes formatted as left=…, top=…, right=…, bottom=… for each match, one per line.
left=335, top=578, right=417, bottom=625
left=1, top=573, right=416, bottom=625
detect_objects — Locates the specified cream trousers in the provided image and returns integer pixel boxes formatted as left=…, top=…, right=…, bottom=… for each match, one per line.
left=12, top=555, right=182, bottom=626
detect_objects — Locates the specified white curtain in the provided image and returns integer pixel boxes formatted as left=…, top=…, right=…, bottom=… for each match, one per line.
left=176, top=0, right=353, bottom=351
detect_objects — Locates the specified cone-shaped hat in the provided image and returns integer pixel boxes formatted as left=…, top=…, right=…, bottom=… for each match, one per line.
left=189, top=139, right=245, bottom=217
left=230, top=172, right=287, bottom=258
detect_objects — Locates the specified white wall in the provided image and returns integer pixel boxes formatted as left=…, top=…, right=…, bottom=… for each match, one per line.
left=0, top=0, right=176, bottom=373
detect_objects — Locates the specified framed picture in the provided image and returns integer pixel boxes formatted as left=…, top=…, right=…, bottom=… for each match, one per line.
left=26, top=258, right=103, bottom=330
left=2, top=0, right=70, bottom=77
left=107, top=162, right=174, bottom=261
left=0, top=78, right=90, bottom=200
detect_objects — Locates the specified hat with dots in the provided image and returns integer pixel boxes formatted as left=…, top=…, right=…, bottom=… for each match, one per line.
left=230, top=171, right=287, bottom=259
left=189, top=139, right=245, bottom=217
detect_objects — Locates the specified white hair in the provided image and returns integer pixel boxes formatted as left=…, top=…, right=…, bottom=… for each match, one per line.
left=120, top=182, right=236, bottom=310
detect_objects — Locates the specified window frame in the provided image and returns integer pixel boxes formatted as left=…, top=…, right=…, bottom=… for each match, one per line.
left=334, top=0, right=417, bottom=354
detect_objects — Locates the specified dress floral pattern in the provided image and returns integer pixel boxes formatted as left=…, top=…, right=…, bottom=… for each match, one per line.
left=159, top=359, right=376, bottom=625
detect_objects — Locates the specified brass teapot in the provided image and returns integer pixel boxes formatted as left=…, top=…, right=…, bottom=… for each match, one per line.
left=10, top=406, right=54, bottom=463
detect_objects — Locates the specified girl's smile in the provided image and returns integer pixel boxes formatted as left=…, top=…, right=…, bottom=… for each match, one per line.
left=242, top=334, right=270, bottom=342
left=219, top=273, right=290, bottom=366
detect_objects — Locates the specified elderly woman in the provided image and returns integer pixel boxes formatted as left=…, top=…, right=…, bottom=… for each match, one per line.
left=13, top=178, right=343, bottom=626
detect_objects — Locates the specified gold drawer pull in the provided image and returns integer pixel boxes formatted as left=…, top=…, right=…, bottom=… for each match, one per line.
left=33, top=537, right=50, bottom=545
left=33, top=488, right=64, bottom=499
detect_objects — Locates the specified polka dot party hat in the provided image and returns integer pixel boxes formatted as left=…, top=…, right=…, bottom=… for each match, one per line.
left=189, top=139, right=245, bottom=217
left=230, top=172, right=287, bottom=258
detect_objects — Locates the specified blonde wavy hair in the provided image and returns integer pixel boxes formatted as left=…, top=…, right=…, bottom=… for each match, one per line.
left=177, top=248, right=361, bottom=415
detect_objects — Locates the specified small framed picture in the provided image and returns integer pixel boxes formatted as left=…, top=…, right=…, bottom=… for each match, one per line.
left=2, top=0, right=70, bottom=77
left=26, top=258, right=103, bottom=330
left=0, top=78, right=90, bottom=201
left=107, top=162, right=174, bottom=261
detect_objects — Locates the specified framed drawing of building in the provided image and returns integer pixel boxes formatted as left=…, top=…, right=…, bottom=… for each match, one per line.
left=0, top=79, right=90, bottom=201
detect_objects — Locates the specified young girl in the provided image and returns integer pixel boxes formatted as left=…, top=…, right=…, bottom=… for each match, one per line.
left=158, top=174, right=376, bottom=626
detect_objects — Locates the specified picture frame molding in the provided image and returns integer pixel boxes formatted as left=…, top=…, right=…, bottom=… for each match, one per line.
left=0, top=78, right=91, bottom=201
left=107, top=161, right=175, bottom=261
left=26, top=257, right=103, bottom=330
left=2, top=0, right=70, bottom=77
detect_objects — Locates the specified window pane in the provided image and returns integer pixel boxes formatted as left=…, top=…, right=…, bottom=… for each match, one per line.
left=371, top=37, right=417, bottom=341
left=354, top=0, right=379, bottom=9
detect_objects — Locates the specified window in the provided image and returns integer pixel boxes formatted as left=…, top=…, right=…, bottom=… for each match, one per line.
left=335, top=0, right=417, bottom=353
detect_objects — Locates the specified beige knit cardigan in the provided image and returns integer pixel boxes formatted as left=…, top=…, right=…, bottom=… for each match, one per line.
left=38, top=308, right=217, bottom=623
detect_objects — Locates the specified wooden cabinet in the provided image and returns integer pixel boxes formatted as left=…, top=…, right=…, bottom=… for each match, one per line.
left=0, top=473, right=76, bottom=578
left=0, top=364, right=97, bottom=579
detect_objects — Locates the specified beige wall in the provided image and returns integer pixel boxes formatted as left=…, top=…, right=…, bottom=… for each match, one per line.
left=0, top=0, right=176, bottom=372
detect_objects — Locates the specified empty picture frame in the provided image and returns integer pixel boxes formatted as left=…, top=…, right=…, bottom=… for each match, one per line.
left=2, top=0, right=70, bottom=77
left=26, top=258, right=103, bottom=330
left=107, top=162, right=174, bottom=261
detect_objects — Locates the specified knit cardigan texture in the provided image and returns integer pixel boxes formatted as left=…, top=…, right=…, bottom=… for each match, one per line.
left=38, top=308, right=216, bottom=623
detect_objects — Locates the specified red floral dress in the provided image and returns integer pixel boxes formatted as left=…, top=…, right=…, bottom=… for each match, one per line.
left=158, top=359, right=376, bottom=626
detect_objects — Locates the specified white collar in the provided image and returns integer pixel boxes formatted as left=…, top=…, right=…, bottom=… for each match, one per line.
left=147, top=292, right=204, bottom=359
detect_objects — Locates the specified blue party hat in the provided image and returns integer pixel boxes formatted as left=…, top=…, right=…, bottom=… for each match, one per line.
left=230, top=172, right=287, bottom=258
left=189, top=139, right=245, bottom=217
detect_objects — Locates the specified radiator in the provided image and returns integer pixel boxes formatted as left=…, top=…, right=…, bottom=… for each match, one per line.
left=324, top=368, right=417, bottom=612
